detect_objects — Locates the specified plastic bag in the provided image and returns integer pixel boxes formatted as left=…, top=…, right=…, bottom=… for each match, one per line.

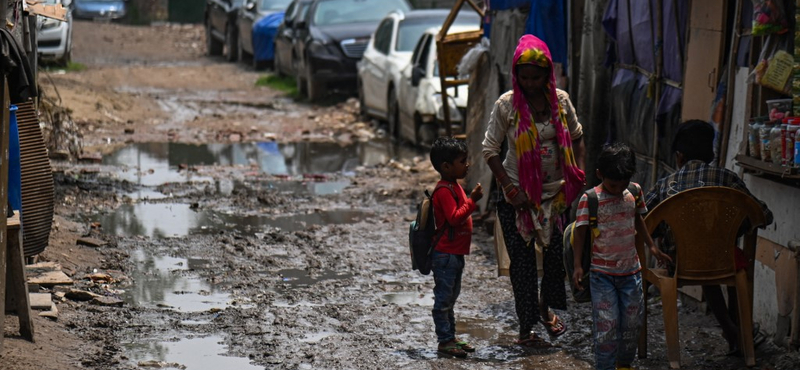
left=456, top=37, right=490, bottom=80
left=752, top=0, right=788, bottom=36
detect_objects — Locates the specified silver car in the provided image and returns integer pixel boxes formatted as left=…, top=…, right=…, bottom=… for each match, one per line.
left=37, top=0, right=73, bottom=66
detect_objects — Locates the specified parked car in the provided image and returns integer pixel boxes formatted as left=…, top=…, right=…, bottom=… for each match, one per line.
left=293, top=0, right=412, bottom=101
left=273, top=0, right=312, bottom=76
left=357, top=9, right=480, bottom=138
left=205, top=0, right=245, bottom=62
left=37, top=0, right=73, bottom=67
left=396, top=26, right=473, bottom=146
left=236, top=0, right=291, bottom=69
left=72, top=0, right=126, bottom=20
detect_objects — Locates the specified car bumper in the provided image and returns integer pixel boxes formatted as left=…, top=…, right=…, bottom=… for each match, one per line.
left=37, top=24, right=69, bottom=58
left=308, top=54, right=358, bottom=90
left=74, top=9, right=126, bottom=20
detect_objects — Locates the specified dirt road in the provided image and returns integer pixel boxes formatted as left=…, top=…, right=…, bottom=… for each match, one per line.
left=3, top=21, right=798, bottom=370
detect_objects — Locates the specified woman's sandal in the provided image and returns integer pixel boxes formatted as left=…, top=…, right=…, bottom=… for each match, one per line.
left=515, top=333, right=552, bottom=348
left=456, top=340, right=476, bottom=353
left=437, top=345, right=468, bottom=358
left=542, top=313, right=567, bottom=337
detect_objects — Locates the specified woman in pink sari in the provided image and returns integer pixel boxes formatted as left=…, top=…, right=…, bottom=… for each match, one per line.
left=482, top=34, right=586, bottom=346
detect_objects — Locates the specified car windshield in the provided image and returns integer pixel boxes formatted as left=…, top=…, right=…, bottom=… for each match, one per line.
left=259, top=0, right=292, bottom=10
left=396, top=13, right=479, bottom=52
left=313, top=0, right=410, bottom=26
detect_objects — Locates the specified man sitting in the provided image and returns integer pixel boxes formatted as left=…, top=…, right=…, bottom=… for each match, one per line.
left=644, top=119, right=773, bottom=356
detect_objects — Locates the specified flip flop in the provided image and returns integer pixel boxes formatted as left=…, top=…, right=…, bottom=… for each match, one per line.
left=515, top=333, right=552, bottom=348
left=437, top=345, right=467, bottom=358
left=542, top=313, right=567, bottom=337
left=455, top=340, right=476, bottom=353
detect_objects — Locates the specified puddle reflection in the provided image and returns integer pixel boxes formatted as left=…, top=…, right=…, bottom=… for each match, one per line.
left=276, top=268, right=353, bottom=288
left=381, top=292, right=435, bottom=306
left=103, top=141, right=421, bottom=186
left=126, top=249, right=228, bottom=312
left=124, top=335, right=262, bottom=370
left=92, top=203, right=371, bottom=237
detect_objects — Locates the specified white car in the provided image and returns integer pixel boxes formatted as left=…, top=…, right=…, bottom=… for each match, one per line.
left=37, top=0, right=73, bottom=66
left=357, top=9, right=479, bottom=139
left=396, top=26, right=475, bottom=146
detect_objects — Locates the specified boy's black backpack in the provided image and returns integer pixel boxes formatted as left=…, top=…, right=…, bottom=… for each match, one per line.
left=409, top=184, right=458, bottom=275
left=563, top=183, right=642, bottom=303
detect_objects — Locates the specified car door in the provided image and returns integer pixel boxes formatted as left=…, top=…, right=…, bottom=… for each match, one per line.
left=398, top=33, right=429, bottom=142
left=275, top=0, right=298, bottom=71
left=238, top=0, right=258, bottom=55
left=210, top=0, right=229, bottom=38
left=292, top=0, right=314, bottom=75
left=362, top=18, right=393, bottom=116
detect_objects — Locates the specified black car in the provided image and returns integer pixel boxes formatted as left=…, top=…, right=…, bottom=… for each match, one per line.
left=273, top=0, right=313, bottom=77
left=236, top=0, right=292, bottom=69
left=205, top=0, right=245, bottom=62
left=293, top=0, right=412, bottom=101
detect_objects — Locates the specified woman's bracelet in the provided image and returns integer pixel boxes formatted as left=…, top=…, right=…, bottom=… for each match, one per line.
left=496, top=173, right=509, bottom=183
left=506, top=187, right=520, bottom=198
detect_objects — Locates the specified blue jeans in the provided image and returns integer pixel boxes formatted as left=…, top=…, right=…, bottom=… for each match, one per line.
left=431, top=250, right=464, bottom=344
left=590, top=271, right=643, bottom=370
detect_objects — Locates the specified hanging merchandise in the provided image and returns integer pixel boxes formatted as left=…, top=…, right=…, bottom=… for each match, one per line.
left=752, top=0, right=788, bottom=36
left=754, top=50, right=794, bottom=94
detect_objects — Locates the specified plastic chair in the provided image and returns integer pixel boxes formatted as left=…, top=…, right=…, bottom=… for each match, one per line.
left=637, top=187, right=767, bottom=368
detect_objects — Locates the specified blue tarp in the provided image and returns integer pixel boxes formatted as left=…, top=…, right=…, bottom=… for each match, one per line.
left=253, top=11, right=285, bottom=62
left=489, top=0, right=567, bottom=68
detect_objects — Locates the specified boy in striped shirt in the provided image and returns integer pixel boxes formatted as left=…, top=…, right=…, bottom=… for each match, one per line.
left=571, top=143, right=671, bottom=370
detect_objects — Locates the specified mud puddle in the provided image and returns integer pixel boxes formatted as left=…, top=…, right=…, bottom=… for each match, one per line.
left=103, top=140, right=419, bottom=186
left=124, top=335, right=262, bottom=370
left=126, top=249, right=229, bottom=312
left=92, top=203, right=371, bottom=237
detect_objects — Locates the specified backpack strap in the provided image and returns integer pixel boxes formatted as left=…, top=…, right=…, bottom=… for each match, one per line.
left=431, top=183, right=460, bottom=242
left=586, top=188, right=599, bottom=231
left=627, top=183, right=641, bottom=203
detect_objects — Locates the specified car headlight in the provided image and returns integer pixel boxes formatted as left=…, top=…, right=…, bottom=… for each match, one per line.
left=433, top=94, right=462, bottom=122
left=308, top=41, right=340, bottom=58
left=41, top=20, right=61, bottom=30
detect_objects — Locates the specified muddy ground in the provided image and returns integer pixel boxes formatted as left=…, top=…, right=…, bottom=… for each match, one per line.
left=2, top=21, right=799, bottom=370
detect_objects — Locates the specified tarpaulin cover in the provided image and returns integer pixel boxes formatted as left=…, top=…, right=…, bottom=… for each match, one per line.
left=489, top=0, right=567, bottom=68
left=601, top=0, right=688, bottom=186
left=254, top=11, right=285, bottom=62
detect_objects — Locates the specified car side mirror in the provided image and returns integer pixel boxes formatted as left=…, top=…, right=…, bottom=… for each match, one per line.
left=245, top=1, right=255, bottom=11
left=411, top=66, right=424, bottom=87
left=62, top=0, right=72, bottom=7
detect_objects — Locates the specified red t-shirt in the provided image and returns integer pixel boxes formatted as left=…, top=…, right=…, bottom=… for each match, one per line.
left=431, top=180, right=475, bottom=255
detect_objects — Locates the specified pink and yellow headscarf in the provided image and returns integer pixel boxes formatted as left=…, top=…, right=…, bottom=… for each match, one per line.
left=512, top=35, right=585, bottom=236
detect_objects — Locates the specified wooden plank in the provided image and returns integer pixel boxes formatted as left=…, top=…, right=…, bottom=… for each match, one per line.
left=25, top=269, right=73, bottom=287
left=681, top=28, right=724, bottom=121
left=28, top=293, right=52, bottom=310
left=689, top=0, right=726, bottom=31
left=6, top=217, right=33, bottom=341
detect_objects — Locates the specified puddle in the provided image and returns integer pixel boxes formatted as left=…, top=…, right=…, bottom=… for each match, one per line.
left=456, top=318, right=503, bottom=342
left=103, top=141, right=421, bottom=186
left=381, top=292, right=435, bottom=306
left=275, top=268, right=353, bottom=288
left=125, top=249, right=229, bottom=312
left=92, top=203, right=371, bottom=237
left=124, top=335, right=262, bottom=370
left=268, top=180, right=350, bottom=196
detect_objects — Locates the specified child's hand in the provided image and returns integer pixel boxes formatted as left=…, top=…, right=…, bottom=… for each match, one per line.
left=649, top=244, right=673, bottom=265
left=470, top=183, right=483, bottom=202
left=572, top=266, right=584, bottom=290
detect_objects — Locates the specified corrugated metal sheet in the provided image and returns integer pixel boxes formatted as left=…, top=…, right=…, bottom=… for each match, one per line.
left=15, top=101, right=55, bottom=257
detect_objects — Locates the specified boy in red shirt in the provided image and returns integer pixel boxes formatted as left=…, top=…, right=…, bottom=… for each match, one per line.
left=429, top=137, right=483, bottom=358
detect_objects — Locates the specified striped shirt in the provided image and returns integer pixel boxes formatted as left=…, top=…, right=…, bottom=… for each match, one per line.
left=575, top=183, right=646, bottom=276
left=644, top=160, right=773, bottom=258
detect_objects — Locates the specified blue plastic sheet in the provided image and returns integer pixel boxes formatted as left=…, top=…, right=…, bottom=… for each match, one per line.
left=488, top=0, right=568, bottom=68
left=253, top=11, right=285, bottom=62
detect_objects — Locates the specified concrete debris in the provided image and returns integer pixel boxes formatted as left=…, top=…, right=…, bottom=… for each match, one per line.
left=77, top=237, right=107, bottom=248
left=91, top=296, right=124, bottom=307
left=38, top=303, right=58, bottom=320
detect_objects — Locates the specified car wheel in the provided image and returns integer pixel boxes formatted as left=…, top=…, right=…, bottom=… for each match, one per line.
left=206, top=21, right=223, bottom=56
left=417, top=121, right=437, bottom=147
left=356, top=78, right=367, bottom=119
left=274, top=48, right=285, bottom=76
left=305, top=62, right=325, bottom=101
left=237, top=36, right=247, bottom=65
left=387, top=88, right=399, bottom=140
left=225, top=25, right=238, bottom=62
left=295, top=63, right=307, bottom=97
